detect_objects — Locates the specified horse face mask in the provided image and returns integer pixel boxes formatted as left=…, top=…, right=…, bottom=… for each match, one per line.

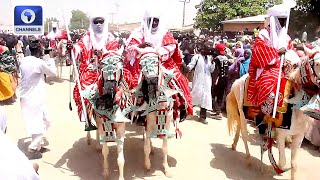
left=100, top=54, right=123, bottom=81
left=139, top=53, right=159, bottom=78
left=96, top=80, right=117, bottom=110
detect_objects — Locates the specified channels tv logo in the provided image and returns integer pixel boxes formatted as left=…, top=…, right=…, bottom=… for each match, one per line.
left=14, top=5, right=43, bottom=35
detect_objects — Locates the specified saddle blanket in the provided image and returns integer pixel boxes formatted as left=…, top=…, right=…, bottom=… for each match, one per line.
left=244, top=76, right=292, bottom=113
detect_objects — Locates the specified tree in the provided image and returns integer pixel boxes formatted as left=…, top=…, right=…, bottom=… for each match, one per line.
left=194, top=0, right=278, bottom=31
left=44, top=17, right=59, bottom=33
left=289, top=0, right=320, bottom=38
left=69, top=9, right=90, bottom=30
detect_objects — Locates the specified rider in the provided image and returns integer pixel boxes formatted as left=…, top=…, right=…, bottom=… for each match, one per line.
left=124, top=5, right=193, bottom=121
left=72, top=11, right=124, bottom=131
left=247, top=6, right=293, bottom=125
left=46, top=22, right=60, bottom=49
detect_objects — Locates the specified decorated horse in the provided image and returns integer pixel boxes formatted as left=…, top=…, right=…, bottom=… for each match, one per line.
left=226, top=49, right=318, bottom=179
left=81, top=47, right=136, bottom=180
left=132, top=47, right=185, bottom=177
left=56, top=39, right=73, bottom=80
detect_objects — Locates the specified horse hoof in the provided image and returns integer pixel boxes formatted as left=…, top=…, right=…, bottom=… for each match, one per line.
left=103, top=171, right=109, bottom=179
left=231, top=144, right=236, bottom=151
left=246, top=156, right=252, bottom=167
left=86, top=138, right=92, bottom=145
left=144, top=168, right=151, bottom=174
left=165, top=169, right=173, bottom=178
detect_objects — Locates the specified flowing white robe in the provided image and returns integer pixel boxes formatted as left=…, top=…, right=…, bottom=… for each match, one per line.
left=0, top=106, right=7, bottom=133
left=19, top=56, right=56, bottom=135
left=188, top=54, right=215, bottom=110
left=0, top=131, right=40, bottom=180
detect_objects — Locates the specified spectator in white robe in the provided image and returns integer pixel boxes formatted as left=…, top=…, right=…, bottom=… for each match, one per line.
left=19, top=37, right=56, bottom=157
left=0, top=130, right=40, bottom=180
left=0, top=106, right=7, bottom=133
left=187, top=41, right=215, bottom=124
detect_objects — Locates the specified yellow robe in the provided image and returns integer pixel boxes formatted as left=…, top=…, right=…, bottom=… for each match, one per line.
left=0, top=72, right=15, bottom=101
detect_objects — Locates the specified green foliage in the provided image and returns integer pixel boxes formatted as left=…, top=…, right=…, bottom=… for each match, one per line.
left=194, top=0, right=320, bottom=38
left=69, top=9, right=90, bottom=30
left=289, top=0, right=320, bottom=38
left=44, top=17, right=59, bottom=33
left=194, top=0, right=275, bottom=31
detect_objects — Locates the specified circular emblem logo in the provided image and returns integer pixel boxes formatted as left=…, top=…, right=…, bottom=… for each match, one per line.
left=21, top=9, right=36, bottom=24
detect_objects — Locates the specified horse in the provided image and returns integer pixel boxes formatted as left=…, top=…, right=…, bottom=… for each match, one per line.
left=56, top=39, right=72, bottom=80
left=133, top=47, right=183, bottom=177
left=82, top=46, right=131, bottom=180
left=226, top=49, right=316, bottom=179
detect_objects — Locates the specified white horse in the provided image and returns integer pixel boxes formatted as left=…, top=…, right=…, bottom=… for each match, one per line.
left=83, top=47, right=130, bottom=180
left=226, top=49, right=317, bottom=179
left=133, top=47, right=182, bottom=177
left=56, top=39, right=71, bottom=80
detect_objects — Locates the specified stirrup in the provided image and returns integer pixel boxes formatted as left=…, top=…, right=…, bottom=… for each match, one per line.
left=85, top=123, right=98, bottom=131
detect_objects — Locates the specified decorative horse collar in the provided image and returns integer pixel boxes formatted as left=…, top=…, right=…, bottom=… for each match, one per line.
left=300, top=52, right=320, bottom=96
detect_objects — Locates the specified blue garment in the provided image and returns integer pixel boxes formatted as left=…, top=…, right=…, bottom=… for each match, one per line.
left=239, top=49, right=251, bottom=77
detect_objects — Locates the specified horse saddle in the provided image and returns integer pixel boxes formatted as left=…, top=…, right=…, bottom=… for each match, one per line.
left=243, top=75, right=292, bottom=113
left=243, top=76, right=293, bottom=128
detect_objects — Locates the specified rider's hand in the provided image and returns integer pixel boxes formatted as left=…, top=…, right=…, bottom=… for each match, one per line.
left=278, top=47, right=287, bottom=55
left=139, top=42, right=153, bottom=48
left=66, top=42, right=73, bottom=50
left=115, top=88, right=123, bottom=104
left=180, top=62, right=189, bottom=73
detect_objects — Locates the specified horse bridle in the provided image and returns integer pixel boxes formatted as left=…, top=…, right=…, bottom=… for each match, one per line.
left=308, top=51, right=320, bottom=79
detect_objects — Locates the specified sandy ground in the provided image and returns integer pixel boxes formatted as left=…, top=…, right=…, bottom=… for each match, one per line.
left=3, top=67, right=320, bottom=180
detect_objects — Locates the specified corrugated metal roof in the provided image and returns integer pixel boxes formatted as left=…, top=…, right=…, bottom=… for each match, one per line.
left=221, top=14, right=268, bottom=24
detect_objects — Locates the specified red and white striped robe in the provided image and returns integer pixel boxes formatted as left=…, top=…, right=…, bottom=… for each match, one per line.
left=72, top=32, right=120, bottom=122
left=247, top=37, right=282, bottom=106
left=124, top=31, right=193, bottom=117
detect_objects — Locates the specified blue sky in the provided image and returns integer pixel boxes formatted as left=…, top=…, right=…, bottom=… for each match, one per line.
left=0, top=0, right=202, bottom=28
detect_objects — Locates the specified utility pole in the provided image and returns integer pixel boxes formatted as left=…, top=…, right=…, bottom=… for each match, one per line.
left=179, top=0, right=190, bottom=28
left=115, top=2, right=120, bottom=30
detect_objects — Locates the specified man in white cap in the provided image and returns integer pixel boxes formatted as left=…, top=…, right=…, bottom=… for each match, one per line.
left=19, top=37, right=56, bottom=158
left=247, top=3, right=294, bottom=120
left=124, top=4, right=193, bottom=122
left=72, top=11, right=120, bottom=130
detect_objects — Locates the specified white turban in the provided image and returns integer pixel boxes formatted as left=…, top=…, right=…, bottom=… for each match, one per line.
left=141, top=2, right=167, bottom=48
left=88, top=9, right=110, bottom=50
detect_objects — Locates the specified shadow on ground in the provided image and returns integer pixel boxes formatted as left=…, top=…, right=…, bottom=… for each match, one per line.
left=53, top=125, right=177, bottom=180
left=301, top=139, right=320, bottom=157
left=210, top=143, right=282, bottom=180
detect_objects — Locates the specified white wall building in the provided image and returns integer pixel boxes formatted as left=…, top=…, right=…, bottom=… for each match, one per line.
left=0, top=24, right=13, bottom=34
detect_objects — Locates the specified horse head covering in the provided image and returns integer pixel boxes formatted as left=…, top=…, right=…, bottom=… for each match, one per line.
left=142, top=1, right=167, bottom=48
left=88, top=5, right=109, bottom=50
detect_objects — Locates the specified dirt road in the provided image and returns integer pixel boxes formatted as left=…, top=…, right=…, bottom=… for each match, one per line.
left=4, top=69, right=320, bottom=180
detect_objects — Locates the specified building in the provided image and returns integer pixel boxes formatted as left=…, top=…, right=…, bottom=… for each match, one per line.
left=221, top=14, right=268, bottom=33
left=109, top=22, right=141, bottom=33
left=0, top=24, right=13, bottom=34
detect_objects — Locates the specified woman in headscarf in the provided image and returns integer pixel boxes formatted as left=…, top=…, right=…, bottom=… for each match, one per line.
left=239, top=49, right=252, bottom=77
left=226, top=48, right=244, bottom=94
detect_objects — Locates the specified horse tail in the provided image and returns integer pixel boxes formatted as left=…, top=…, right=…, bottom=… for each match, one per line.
left=226, top=90, right=240, bottom=136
